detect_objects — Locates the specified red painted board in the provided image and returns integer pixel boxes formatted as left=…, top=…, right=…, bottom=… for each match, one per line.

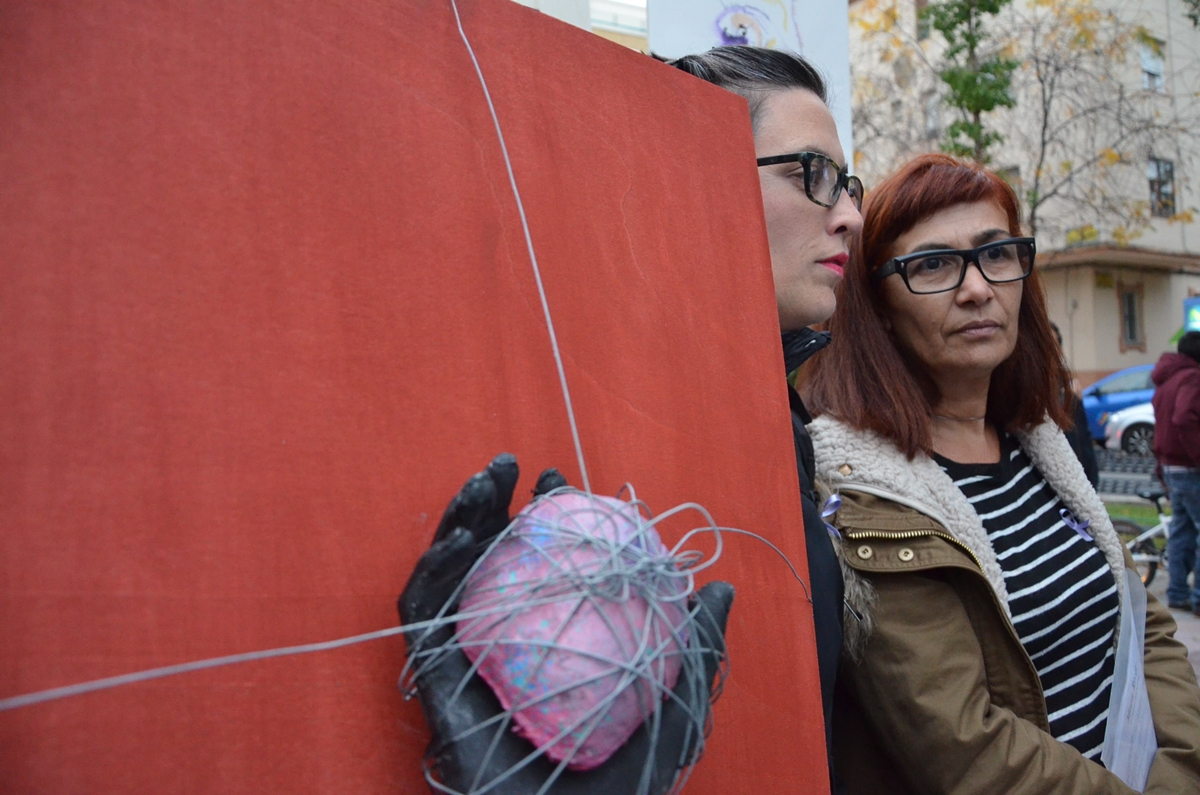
left=0, top=1, right=827, bottom=792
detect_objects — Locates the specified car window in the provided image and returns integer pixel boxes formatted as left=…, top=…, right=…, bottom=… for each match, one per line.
left=1098, top=370, right=1151, bottom=394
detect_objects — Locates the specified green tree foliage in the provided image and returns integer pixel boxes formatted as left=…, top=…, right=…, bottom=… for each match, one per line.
left=923, top=0, right=1018, bottom=162
left=1185, top=0, right=1200, bottom=26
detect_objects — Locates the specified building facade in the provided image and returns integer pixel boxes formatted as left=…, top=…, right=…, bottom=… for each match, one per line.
left=849, top=0, right=1200, bottom=383
left=512, top=0, right=649, bottom=48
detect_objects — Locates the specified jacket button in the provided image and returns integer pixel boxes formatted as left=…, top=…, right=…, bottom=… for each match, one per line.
left=857, top=545, right=873, bottom=560
left=898, top=548, right=915, bottom=562
left=838, top=464, right=854, bottom=476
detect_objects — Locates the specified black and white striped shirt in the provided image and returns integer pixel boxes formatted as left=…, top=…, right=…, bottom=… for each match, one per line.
left=937, top=435, right=1119, bottom=761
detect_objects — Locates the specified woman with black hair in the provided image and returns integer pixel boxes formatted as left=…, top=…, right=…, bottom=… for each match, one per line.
left=666, top=47, right=863, bottom=794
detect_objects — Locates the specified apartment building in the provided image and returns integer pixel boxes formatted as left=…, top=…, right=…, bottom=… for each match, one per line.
left=850, top=0, right=1200, bottom=383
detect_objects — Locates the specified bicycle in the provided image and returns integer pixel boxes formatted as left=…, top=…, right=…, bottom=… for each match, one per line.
left=1111, top=483, right=1170, bottom=586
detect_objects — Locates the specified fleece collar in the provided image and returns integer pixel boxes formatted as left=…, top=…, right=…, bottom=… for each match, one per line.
left=809, top=415, right=1127, bottom=619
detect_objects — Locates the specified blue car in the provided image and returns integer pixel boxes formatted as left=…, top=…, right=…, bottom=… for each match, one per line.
left=1081, top=364, right=1155, bottom=442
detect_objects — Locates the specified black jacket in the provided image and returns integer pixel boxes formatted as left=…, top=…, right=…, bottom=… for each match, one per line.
left=1066, top=396, right=1099, bottom=487
left=782, top=328, right=844, bottom=792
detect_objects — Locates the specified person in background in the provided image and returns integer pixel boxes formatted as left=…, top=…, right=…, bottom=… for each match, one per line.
left=805, top=153, right=1200, bottom=793
left=667, top=46, right=864, bottom=793
left=1051, top=322, right=1100, bottom=487
left=1153, top=331, right=1200, bottom=613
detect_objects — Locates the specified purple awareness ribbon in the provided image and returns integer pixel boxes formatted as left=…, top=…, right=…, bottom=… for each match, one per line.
left=1060, top=507, right=1093, bottom=542
left=822, top=494, right=843, bottom=540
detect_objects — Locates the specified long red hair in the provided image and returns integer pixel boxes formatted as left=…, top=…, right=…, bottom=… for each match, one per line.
left=803, top=153, right=1071, bottom=458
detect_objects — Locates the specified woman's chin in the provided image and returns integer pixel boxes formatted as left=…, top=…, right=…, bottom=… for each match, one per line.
left=929, top=351, right=1014, bottom=382
left=778, top=291, right=837, bottom=330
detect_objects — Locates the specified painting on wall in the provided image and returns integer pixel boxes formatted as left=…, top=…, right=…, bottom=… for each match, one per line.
left=712, top=1, right=802, bottom=48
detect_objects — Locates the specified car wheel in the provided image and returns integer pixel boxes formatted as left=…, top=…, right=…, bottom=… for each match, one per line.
left=1121, top=423, right=1155, bottom=457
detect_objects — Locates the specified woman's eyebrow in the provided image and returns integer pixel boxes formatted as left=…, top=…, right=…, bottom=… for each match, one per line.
left=815, top=149, right=849, bottom=170
left=907, top=228, right=1012, bottom=253
left=907, top=240, right=954, bottom=253
left=971, top=228, right=1011, bottom=246
left=779, top=145, right=846, bottom=170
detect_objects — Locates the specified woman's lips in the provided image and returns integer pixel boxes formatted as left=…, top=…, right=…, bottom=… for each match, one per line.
left=954, top=321, right=1001, bottom=338
left=818, top=254, right=848, bottom=277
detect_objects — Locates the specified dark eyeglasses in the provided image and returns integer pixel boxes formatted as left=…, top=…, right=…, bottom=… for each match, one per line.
left=756, top=151, right=864, bottom=211
left=872, top=237, right=1036, bottom=295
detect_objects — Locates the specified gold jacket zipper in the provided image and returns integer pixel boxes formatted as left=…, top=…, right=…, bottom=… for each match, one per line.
left=844, top=528, right=986, bottom=573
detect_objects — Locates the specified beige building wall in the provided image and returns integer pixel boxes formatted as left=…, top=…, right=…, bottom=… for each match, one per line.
left=1142, top=271, right=1176, bottom=353
left=1044, top=263, right=1200, bottom=384
left=513, top=0, right=592, bottom=28
left=591, top=0, right=648, bottom=50
left=1069, top=268, right=1099, bottom=375
left=1044, top=266, right=1101, bottom=378
left=849, top=0, right=1200, bottom=242
left=593, top=28, right=647, bottom=50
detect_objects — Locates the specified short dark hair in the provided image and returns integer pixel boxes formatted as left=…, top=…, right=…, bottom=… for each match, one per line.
left=664, top=46, right=827, bottom=131
left=1180, top=331, right=1200, bottom=362
left=804, top=153, right=1072, bottom=458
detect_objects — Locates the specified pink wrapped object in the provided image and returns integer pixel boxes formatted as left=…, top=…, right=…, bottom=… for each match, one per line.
left=457, top=491, right=689, bottom=770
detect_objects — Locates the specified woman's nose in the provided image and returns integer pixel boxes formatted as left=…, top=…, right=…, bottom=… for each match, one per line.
left=956, top=261, right=995, bottom=303
left=829, top=190, right=863, bottom=236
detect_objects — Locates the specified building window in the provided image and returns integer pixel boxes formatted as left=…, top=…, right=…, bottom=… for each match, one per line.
left=923, top=93, right=940, bottom=139
left=1148, top=157, right=1175, bottom=218
left=1139, top=40, right=1165, bottom=93
left=916, top=0, right=931, bottom=40
left=1118, top=281, right=1145, bottom=352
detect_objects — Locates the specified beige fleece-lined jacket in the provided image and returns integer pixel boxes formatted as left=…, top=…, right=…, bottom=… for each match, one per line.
left=810, top=415, right=1200, bottom=795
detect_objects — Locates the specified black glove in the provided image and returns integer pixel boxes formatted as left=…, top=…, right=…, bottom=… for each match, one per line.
left=398, top=453, right=734, bottom=795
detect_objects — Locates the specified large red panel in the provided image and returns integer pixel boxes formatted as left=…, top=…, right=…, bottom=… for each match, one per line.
left=0, top=1, right=827, bottom=792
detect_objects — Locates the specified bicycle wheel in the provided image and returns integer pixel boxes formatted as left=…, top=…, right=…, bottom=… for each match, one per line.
left=1113, top=518, right=1160, bottom=586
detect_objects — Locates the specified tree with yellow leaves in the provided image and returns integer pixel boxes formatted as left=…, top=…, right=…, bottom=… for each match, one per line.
left=924, top=0, right=1018, bottom=162
left=849, top=0, right=1200, bottom=244
left=1006, top=0, right=1197, bottom=239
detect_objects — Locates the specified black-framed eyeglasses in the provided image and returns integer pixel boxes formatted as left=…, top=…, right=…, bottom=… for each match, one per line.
left=872, top=237, right=1036, bottom=295
left=755, top=151, right=864, bottom=211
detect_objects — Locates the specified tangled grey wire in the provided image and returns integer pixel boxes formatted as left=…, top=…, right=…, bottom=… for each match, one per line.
left=399, top=486, right=736, bottom=795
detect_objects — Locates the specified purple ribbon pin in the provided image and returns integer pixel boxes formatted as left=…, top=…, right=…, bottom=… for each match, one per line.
left=822, top=494, right=843, bottom=540
left=1060, top=508, right=1093, bottom=542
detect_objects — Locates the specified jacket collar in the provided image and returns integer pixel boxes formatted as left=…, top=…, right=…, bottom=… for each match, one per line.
left=809, top=415, right=1128, bottom=618
left=782, top=328, right=831, bottom=376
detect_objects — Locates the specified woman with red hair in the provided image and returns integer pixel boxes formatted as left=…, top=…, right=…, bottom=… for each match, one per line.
left=805, top=153, right=1200, bottom=793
